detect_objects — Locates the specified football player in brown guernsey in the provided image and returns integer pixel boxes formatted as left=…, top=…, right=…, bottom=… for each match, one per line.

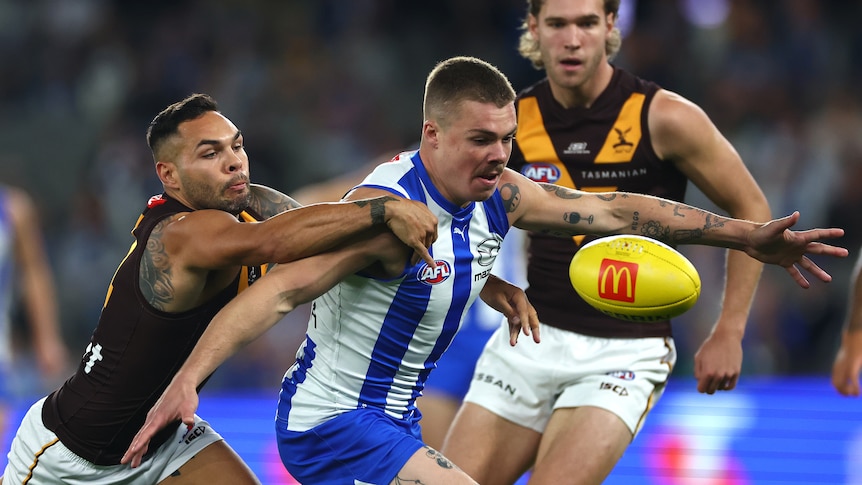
left=0, top=93, right=442, bottom=485
left=442, top=0, right=776, bottom=484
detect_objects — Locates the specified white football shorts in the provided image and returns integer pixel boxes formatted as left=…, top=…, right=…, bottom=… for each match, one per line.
left=3, top=397, right=223, bottom=484
left=463, top=321, right=676, bottom=436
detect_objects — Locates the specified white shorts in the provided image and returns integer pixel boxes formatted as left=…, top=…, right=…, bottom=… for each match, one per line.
left=463, top=322, right=676, bottom=436
left=3, top=397, right=224, bottom=484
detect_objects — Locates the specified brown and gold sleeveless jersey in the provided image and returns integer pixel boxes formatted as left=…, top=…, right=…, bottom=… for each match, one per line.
left=42, top=194, right=266, bottom=465
left=508, top=67, right=687, bottom=339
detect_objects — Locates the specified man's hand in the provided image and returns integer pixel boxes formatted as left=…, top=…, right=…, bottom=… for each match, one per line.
left=384, top=198, right=438, bottom=267
left=744, top=212, right=847, bottom=288
left=694, top=326, right=743, bottom=394
left=121, top=373, right=200, bottom=468
left=479, top=274, right=540, bottom=346
left=832, top=330, right=862, bottom=397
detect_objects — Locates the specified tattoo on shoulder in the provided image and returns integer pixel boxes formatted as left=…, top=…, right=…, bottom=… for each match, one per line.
left=499, top=183, right=521, bottom=213
left=355, top=196, right=397, bottom=224
left=250, top=186, right=302, bottom=218
left=140, top=219, right=175, bottom=310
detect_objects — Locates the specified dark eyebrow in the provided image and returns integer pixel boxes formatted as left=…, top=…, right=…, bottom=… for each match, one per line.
left=195, top=130, right=242, bottom=150
left=545, top=13, right=600, bottom=23
left=468, top=127, right=517, bottom=138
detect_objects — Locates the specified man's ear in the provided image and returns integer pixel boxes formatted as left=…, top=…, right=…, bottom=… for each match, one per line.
left=422, top=120, right=440, bottom=149
left=156, top=161, right=179, bottom=189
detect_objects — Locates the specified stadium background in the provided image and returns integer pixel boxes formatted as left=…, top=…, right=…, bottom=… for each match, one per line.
left=2, top=0, right=861, bottom=482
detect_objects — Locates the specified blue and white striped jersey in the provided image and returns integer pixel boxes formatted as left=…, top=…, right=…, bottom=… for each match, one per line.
left=277, top=150, right=511, bottom=431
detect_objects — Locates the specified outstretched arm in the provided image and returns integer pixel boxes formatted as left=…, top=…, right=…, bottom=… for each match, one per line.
left=165, top=191, right=437, bottom=271
left=121, top=231, right=407, bottom=468
left=832, top=248, right=862, bottom=396
left=503, top=169, right=847, bottom=288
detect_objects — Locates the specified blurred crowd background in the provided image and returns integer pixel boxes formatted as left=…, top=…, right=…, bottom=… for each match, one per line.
left=3, top=0, right=862, bottom=394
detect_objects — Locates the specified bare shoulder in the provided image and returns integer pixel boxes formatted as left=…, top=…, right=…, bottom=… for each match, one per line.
left=248, top=184, right=302, bottom=219
left=649, top=90, right=708, bottom=132
left=649, top=89, right=720, bottom=161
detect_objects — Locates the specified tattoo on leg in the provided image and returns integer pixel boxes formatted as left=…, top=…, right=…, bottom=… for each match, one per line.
left=499, top=183, right=521, bottom=213
left=425, top=446, right=455, bottom=469
left=394, top=477, right=425, bottom=485
left=356, top=196, right=397, bottom=225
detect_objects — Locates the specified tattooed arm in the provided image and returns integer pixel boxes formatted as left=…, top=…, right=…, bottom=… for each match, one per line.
left=499, top=168, right=847, bottom=288
left=248, top=183, right=303, bottom=218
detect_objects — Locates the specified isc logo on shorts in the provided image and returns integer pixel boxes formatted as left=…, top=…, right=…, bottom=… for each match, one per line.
left=417, top=260, right=452, bottom=285
left=521, top=163, right=561, bottom=183
left=183, top=425, right=206, bottom=445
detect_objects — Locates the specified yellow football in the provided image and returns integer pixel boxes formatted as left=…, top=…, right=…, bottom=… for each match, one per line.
left=569, top=235, right=701, bottom=322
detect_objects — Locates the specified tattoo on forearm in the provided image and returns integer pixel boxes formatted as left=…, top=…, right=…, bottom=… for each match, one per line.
left=499, top=183, right=521, bottom=213
left=640, top=220, right=671, bottom=242
left=595, top=193, right=617, bottom=201
left=704, top=214, right=727, bottom=229
left=356, top=196, right=397, bottom=224
left=671, top=229, right=703, bottom=243
left=140, top=220, right=174, bottom=310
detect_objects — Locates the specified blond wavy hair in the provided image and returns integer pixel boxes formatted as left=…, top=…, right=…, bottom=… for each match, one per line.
left=518, top=0, right=622, bottom=69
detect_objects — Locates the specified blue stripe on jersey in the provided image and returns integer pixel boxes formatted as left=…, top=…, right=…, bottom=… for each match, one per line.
left=279, top=335, right=318, bottom=408
left=412, top=213, right=475, bottom=407
left=357, top=279, right=432, bottom=409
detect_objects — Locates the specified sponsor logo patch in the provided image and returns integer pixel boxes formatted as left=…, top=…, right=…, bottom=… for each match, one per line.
left=417, top=261, right=452, bottom=285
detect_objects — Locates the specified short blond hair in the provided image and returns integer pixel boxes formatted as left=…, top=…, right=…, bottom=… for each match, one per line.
left=518, top=0, right=622, bottom=69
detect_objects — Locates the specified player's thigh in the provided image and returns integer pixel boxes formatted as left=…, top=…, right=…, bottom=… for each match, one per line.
left=531, top=406, right=631, bottom=485
left=393, top=446, right=477, bottom=484
left=159, top=441, right=260, bottom=485
left=442, top=402, right=539, bottom=485
left=416, top=393, right=460, bottom=450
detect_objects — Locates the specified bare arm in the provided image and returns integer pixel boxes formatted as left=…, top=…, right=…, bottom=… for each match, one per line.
left=164, top=193, right=436, bottom=270
left=7, top=188, right=68, bottom=379
left=650, top=90, right=773, bottom=394
left=502, top=169, right=847, bottom=287
left=832, top=248, right=862, bottom=396
left=122, top=230, right=408, bottom=467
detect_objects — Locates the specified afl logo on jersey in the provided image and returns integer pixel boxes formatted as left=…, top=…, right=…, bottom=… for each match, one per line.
left=418, top=260, right=452, bottom=285
left=521, top=163, right=561, bottom=183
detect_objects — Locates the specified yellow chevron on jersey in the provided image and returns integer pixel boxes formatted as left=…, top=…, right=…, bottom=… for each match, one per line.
left=595, top=93, right=645, bottom=164
left=516, top=96, right=575, bottom=189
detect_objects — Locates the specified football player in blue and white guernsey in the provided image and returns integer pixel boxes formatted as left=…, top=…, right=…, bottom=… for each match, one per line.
left=123, top=56, right=846, bottom=484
